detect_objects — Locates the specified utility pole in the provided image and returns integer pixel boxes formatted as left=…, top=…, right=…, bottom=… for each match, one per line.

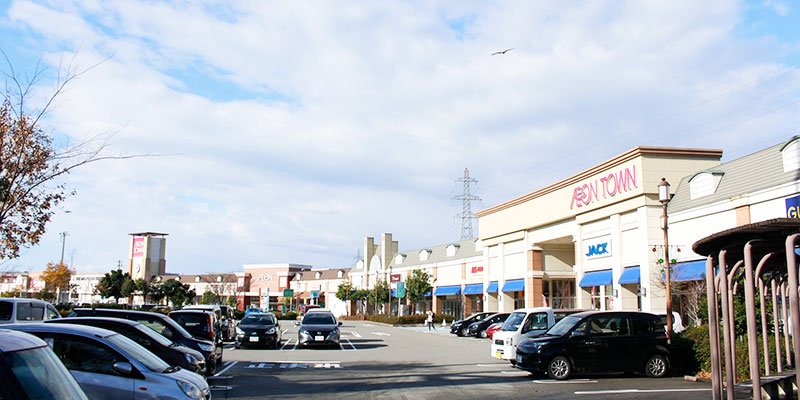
left=59, top=232, right=69, bottom=265
left=453, top=168, right=481, bottom=240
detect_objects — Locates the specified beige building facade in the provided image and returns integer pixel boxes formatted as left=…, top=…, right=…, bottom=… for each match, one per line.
left=477, top=146, right=723, bottom=314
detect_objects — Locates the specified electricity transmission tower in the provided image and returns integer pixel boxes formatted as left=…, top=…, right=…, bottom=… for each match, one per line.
left=453, top=168, right=481, bottom=240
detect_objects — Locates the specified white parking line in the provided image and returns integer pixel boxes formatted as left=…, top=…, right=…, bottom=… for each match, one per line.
left=279, top=338, right=295, bottom=351
left=533, top=379, right=597, bottom=384
left=574, top=388, right=712, bottom=395
left=281, top=329, right=288, bottom=335
left=348, top=331, right=362, bottom=338
left=341, top=338, right=357, bottom=351
left=476, top=363, right=510, bottom=367
left=213, top=361, right=237, bottom=376
left=363, top=324, right=375, bottom=327
left=371, top=332, right=391, bottom=336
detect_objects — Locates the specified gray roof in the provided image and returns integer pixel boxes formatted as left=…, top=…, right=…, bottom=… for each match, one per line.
left=669, top=136, right=800, bottom=213
left=391, top=238, right=481, bottom=267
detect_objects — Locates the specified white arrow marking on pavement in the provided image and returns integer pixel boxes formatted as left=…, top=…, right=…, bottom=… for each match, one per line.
left=214, top=361, right=237, bottom=376
left=371, top=332, right=391, bottom=336
left=314, top=363, right=341, bottom=368
left=574, top=389, right=712, bottom=395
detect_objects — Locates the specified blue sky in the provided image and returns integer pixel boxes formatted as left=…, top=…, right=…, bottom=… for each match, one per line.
left=1, top=0, right=799, bottom=275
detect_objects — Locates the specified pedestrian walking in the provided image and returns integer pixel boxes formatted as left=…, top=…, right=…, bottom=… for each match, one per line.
left=426, top=310, right=435, bottom=331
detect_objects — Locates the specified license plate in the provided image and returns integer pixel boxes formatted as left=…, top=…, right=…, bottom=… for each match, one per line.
left=495, top=351, right=503, bottom=359
left=315, top=336, right=325, bottom=341
left=249, top=337, right=259, bottom=342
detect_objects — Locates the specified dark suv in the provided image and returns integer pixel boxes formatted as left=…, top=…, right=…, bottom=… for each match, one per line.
left=514, top=311, right=670, bottom=380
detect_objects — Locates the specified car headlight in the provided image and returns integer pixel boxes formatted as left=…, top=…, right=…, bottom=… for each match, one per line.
left=299, top=328, right=308, bottom=335
left=176, top=380, right=204, bottom=400
left=197, top=342, right=214, bottom=352
left=267, top=328, right=276, bottom=334
left=185, top=353, right=198, bottom=365
left=236, top=327, right=244, bottom=335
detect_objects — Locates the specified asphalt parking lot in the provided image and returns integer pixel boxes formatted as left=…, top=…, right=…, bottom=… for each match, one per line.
left=209, top=320, right=714, bottom=399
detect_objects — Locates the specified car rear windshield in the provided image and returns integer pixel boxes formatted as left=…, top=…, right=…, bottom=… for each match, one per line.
left=241, top=315, right=275, bottom=325
left=0, top=301, right=12, bottom=321
left=303, top=313, right=335, bottom=325
left=171, top=314, right=211, bottom=334
left=1, top=346, right=88, bottom=400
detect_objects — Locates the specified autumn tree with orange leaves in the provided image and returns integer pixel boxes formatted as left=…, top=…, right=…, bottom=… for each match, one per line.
left=0, top=52, right=138, bottom=261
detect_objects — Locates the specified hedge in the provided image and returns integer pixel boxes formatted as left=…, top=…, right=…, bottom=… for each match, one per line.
left=340, top=313, right=454, bottom=325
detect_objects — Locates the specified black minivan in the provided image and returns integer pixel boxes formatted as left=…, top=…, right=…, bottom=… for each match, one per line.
left=514, top=311, right=670, bottom=380
left=68, top=308, right=222, bottom=375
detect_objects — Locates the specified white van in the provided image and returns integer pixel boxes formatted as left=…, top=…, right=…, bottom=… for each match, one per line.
left=0, top=298, right=61, bottom=324
left=490, top=307, right=584, bottom=364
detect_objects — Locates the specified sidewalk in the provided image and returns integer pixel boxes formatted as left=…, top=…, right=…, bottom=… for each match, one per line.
left=399, top=325, right=453, bottom=335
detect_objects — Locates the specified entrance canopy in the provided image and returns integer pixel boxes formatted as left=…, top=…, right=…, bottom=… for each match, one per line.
left=486, top=281, right=499, bottom=294
left=579, top=269, right=612, bottom=287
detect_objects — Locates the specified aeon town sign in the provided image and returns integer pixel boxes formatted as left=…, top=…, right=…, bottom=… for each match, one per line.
left=570, top=165, right=638, bottom=209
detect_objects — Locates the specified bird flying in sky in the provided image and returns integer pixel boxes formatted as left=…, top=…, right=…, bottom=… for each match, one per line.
left=491, top=48, right=514, bottom=55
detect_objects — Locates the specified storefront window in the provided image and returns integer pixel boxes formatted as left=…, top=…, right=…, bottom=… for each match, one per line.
left=547, top=280, right=576, bottom=309
left=513, top=292, right=525, bottom=309
left=604, top=284, right=614, bottom=310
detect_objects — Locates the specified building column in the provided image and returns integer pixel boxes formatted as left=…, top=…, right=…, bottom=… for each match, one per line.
left=526, top=248, right=545, bottom=307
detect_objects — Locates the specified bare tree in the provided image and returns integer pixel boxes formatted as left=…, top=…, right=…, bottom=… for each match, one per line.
left=1, top=51, right=146, bottom=261
left=199, top=272, right=238, bottom=305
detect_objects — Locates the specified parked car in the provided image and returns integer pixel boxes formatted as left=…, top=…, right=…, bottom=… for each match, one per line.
left=235, top=312, right=282, bottom=349
left=450, top=312, right=494, bottom=336
left=2, top=323, right=210, bottom=400
left=48, top=317, right=207, bottom=375
left=68, top=308, right=222, bottom=375
left=295, top=309, right=341, bottom=347
left=0, top=298, right=61, bottom=324
left=182, top=305, right=231, bottom=341
left=300, top=304, right=321, bottom=314
left=514, top=311, right=670, bottom=380
left=0, top=329, right=89, bottom=400
left=169, top=310, right=221, bottom=345
left=491, top=307, right=556, bottom=364
left=466, top=313, right=510, bottom=338
left=485, top=322, right=504, bottom=339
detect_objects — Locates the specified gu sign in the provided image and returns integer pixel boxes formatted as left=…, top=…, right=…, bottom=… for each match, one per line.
left=584, top=238, right=612, bottom=260
left=786, top=195, right=800, bottom=218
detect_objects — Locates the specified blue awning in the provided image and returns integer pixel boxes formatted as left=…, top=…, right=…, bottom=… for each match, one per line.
left=434, top=285, right=461, bottom=296
left=486, top=281, right=499, bottom=294
left=424, top=290, right=432, bottom=297
left=618, top=266, right=640, bottom=285
left=463, top=283, right=483, bottom=295
left=579, top=269, right=613, bottom=287
left=502, top=279, right=524, bottom=293
left=672, top=260, right=706, bottom=282
left=391, top=289, right=396, bottom=297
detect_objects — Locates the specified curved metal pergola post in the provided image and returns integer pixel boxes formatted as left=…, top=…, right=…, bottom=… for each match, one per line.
left=785, top=233, right=800, bottom=389
left=754, top=253, right=774, bottom=376
left=706, top=256, right=723, bottom=400
left=718, top=249, right=735, bottom=399
left=743, top=241, right=763, bottom=399
left=771, top=276, right=783, bottom=373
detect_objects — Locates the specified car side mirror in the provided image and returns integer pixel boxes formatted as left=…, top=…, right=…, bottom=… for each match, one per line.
left=112, top=361, right=133, bottom=375
left=294, top=321, right=300, bottom=326
left=338, top=322, right=342, bottom=326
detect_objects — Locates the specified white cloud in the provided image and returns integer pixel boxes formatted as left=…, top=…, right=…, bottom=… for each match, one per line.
left=3, top=0, right=800, bottom=274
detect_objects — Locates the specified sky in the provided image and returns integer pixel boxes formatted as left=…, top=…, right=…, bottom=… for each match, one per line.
left=1, top=1, right=799, bottom=275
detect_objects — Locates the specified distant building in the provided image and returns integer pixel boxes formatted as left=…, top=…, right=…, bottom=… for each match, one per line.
left=68, top=273, right=105, bottom=304
left=291, top=268, right=350, bottom=317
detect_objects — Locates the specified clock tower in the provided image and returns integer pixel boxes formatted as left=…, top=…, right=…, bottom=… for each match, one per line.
left=128, top=232, right=168, bottom=281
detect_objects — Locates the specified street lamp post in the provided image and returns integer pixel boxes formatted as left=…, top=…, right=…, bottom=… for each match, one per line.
left=59, top=232, right=69, bottom=265
left=658, top=177, right=673, bottom=337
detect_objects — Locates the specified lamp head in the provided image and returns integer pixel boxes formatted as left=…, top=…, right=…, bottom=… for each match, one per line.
left=658, top=177, right=671, bottom=204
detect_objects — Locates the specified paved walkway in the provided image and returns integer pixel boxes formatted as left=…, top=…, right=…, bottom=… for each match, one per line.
left=399, top=324, right=454, bottom=335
